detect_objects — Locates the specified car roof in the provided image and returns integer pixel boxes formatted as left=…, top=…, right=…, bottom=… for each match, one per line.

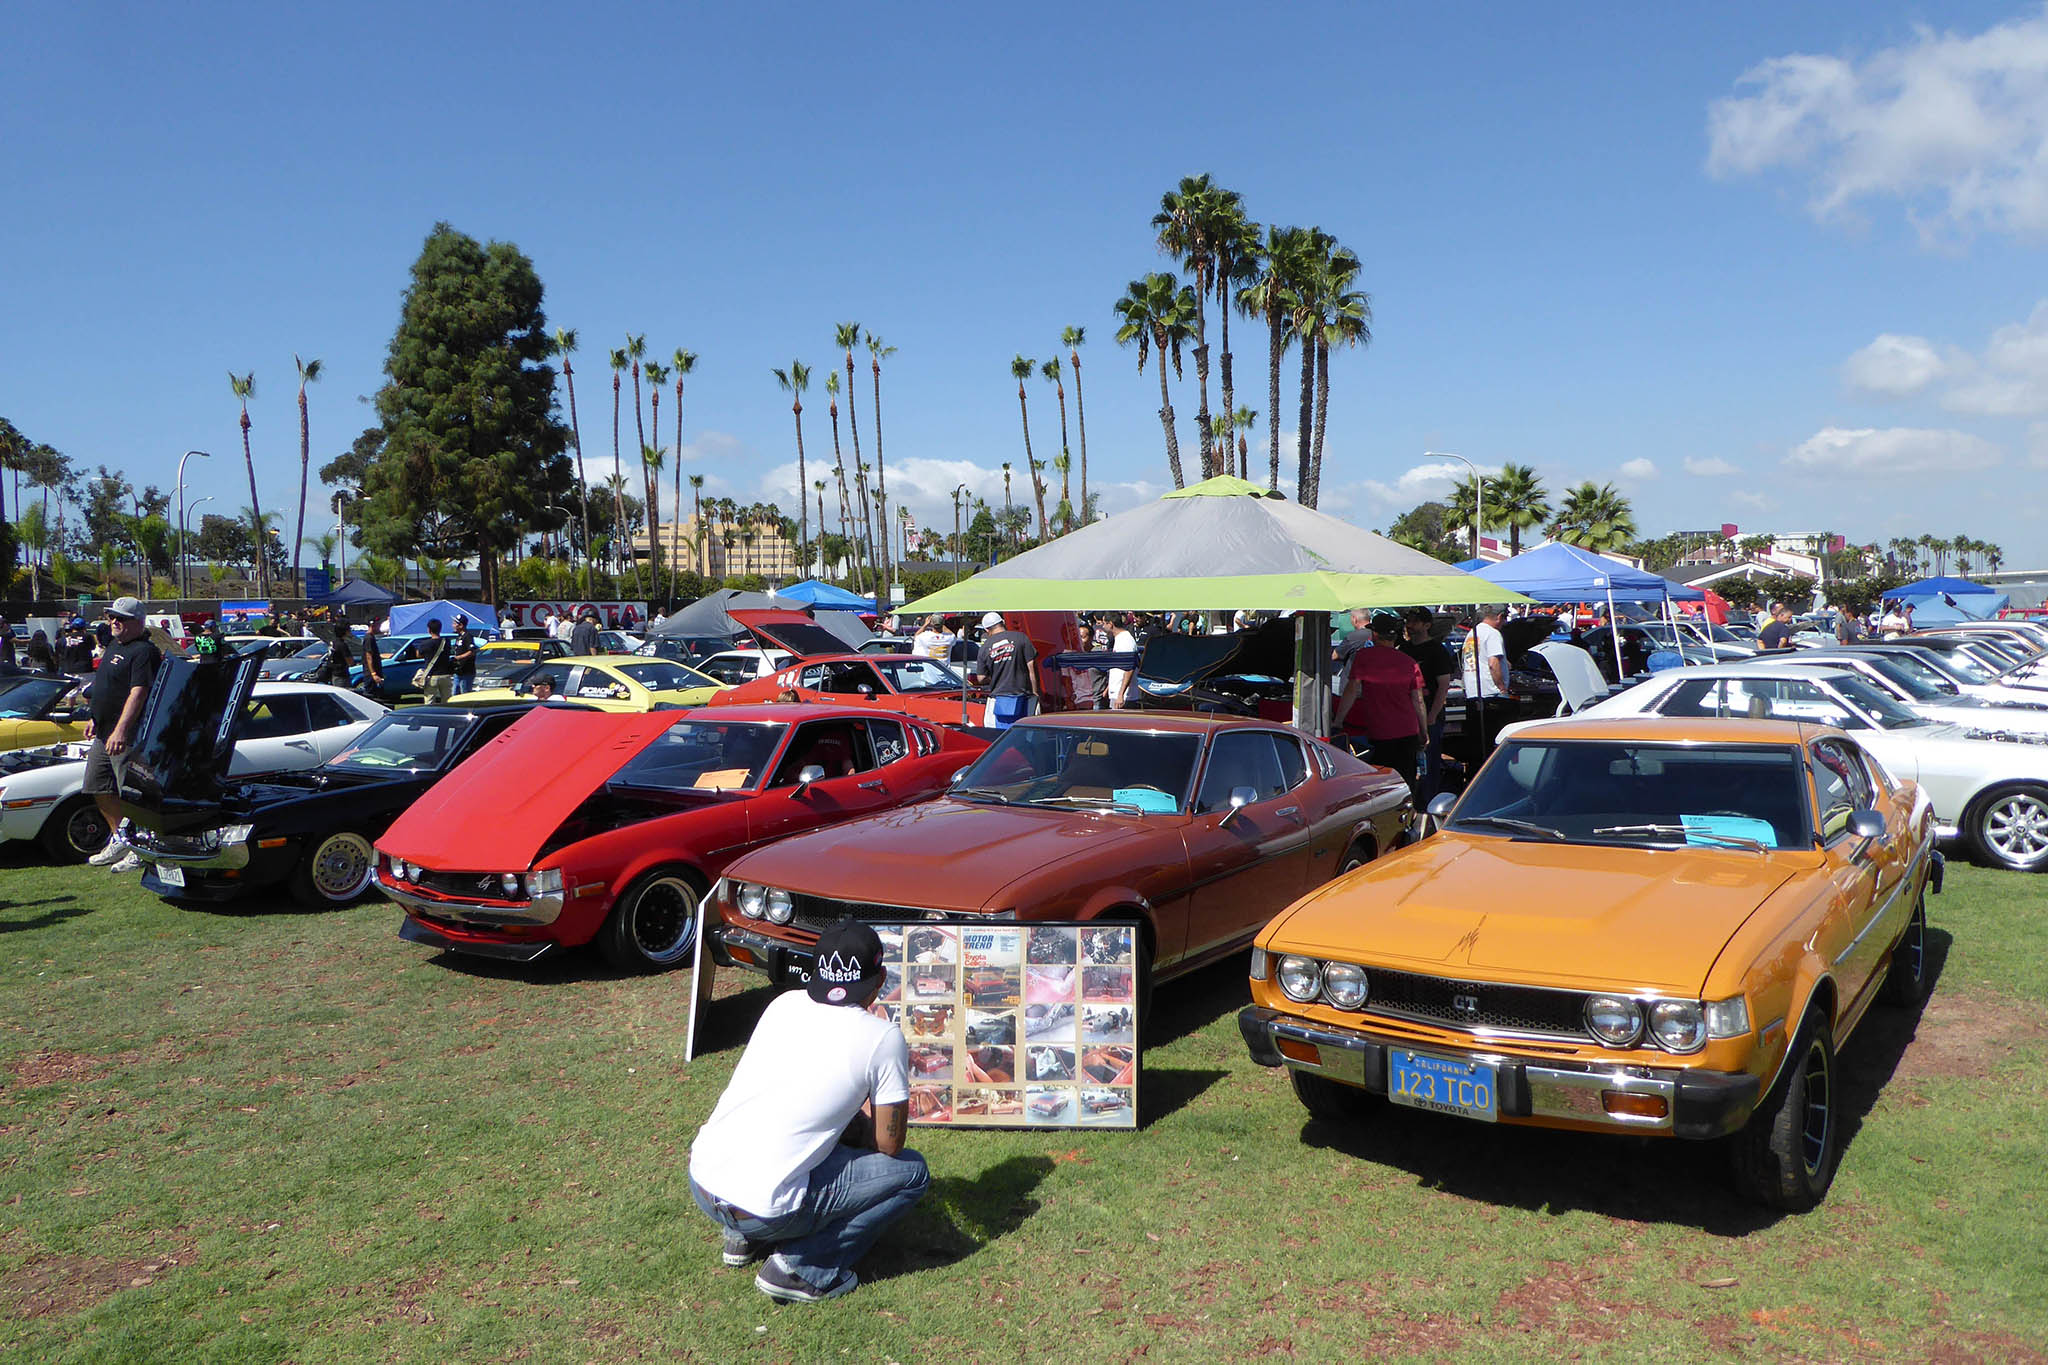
left=681, top=702, right=920, bottom=723
left=1626, top=660, right=1851, bottom=683
left=251, top=680, right=364, bottom=697
left=1011, top=711, right=1288, bottom=735
left=1512, top=714, right=1824, bottom=745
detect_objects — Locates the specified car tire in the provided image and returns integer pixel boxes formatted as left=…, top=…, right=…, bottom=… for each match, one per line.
left=1288, top=1067, right=1376, bottom=1123
left=1337, top=839, right=1377, bottom=876
left=599, top=868, right=707, bottom=973
left=290, top=831, right=377, bottom=908
left=1968, top=783, right=2048, bottom=872
left=1729, top=1007, right=1839, bottom=1212
left=39, top=798, right=112, bottom=863
left=1879, top=892, right=1931, bottom=1007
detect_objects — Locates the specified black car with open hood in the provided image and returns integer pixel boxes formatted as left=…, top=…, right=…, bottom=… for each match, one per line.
left=124, top=699, right=555, bottom=908
left=116, top=650, right=269, bottom=834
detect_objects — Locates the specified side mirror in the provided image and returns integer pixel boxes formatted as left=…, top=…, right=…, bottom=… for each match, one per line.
left=794, top=763, right=827, bottom=795
left=1219, top=785, right=1258, bottom=827
left=949, top=767, right=969, bottom=786
left=1846, top=808, right=1885, bottom=842
left=1425, top=792, right=1458, bottom=820
left=858, top=684, right=876, bottom=697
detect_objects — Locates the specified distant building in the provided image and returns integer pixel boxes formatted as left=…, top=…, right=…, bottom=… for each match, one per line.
left=633, top=516, right=799, bottom=580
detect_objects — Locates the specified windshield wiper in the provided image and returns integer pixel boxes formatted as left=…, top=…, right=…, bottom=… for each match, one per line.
left=1027, top=795, right=1152, bottom=815
left=1456, top=815, right=1566, bottom=841
left=1593, top=822, right=1765, bottom=852
left=952, top=786, right=1014, bottom=805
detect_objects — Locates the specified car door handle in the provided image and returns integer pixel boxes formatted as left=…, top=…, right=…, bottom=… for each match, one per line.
left=1276, top=806, right=1302, bottom=819
left=285, top=739, right=315, bottom=751
left=857, top=779, right=886, bottom=791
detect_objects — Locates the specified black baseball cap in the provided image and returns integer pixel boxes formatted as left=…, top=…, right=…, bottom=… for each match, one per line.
left=1402, top=607, right=1434, bottom=624
left=1369, top=611, right=1404, bottom=636
left=807, top=917, right=887, bottom=1005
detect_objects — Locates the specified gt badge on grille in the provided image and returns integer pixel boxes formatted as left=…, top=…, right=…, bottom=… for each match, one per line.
left=1452, top=993, right=1480, bottom=1019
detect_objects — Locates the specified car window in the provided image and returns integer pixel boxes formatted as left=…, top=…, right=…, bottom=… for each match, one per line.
left=243, top=695, right=311, bottom=739
left=1196, top=731, right=1289, bottom=812
left=1270, top=732, right=1308, bottom=792
left=953, top=725, right=1202, bottom=813
left=698, top=654, right=761, bottom=685
left=609, top=720, right=786, bottom=791
left=1810, top=739, right=1869, bottom=841
left=1655, top=676, right=1866, bottom=728
left=770, top=719, right=876, bottom=786
left=863, top=717, right=908, bottom=765
left=522, top=661, right=577, bottom=694
left=872, top=657, right=965, bottom=693
left=303, top=694, right=359, bottom=730
left=571, top=666, right=630, bottom=700
left=616, top=660, right=713, bottom=692
left=804, top=661, right=882, bottom=695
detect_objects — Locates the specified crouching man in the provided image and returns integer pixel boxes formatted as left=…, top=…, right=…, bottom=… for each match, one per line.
left=689, top=918, right=929, bottom=1303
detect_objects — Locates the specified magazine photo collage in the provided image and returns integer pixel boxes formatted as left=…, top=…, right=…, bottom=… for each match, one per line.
left=874, top=922, right=1139, bottom=1128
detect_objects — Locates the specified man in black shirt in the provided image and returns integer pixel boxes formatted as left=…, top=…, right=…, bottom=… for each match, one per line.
left=569, top=607, right=601, bottom=658
left=1399, top=607, right=1457, bottom=799
left=419, top=619, right=455, bottom=703
left=1757, top=602, right=1796, bottom=652
left=359, top=620, right=386, bottom=696
left=972, top=612, right=1039, bottom=728
left=56, top=618, right=96, bottom=675
left=83, top=597, right=162, bottom=873
left=449, top=622, right=478, bottom=695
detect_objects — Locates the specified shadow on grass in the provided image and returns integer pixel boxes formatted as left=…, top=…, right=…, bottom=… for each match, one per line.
left=1147, top=949, right=1254, bottom=1049
left=0, top=896, right=86, bottom=933
left=863, top=1154, right=1054, bottom=1283
left=1140, top=1067, right=1228, bottom=1127
left=1297, top=931, right=1952, bottom=1235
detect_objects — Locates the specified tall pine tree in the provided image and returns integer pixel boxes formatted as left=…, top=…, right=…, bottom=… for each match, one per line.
left=359, top=223, right=571, bottom=601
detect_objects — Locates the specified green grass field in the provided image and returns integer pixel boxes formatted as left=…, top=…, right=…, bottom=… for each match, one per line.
left=2, top=851, right=2044, bottom=1362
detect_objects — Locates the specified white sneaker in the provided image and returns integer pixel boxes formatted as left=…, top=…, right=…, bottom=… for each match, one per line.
left=106, top=851, right=144, bottom=874
left=87, top=839, right=130, bottom=867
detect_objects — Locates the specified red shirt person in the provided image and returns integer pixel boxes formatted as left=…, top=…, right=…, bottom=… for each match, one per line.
left=1335, top=612, right=1429, bottom=792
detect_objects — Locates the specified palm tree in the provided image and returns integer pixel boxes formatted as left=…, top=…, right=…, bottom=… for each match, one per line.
left=1211, top=204, right=1259, bottom=458
left=1238, top=226, right=1307, bottom=491
left=228, top=371, right=269, bottom=599
left=812, top=479, right=828, bottom=575
left=1489, top=463, right=1551, bottom=556
left=771, top=360, right=812, bottom=580
left=670, top=348, right=697, bottom=602
left=1008, top=356, right=1049, bottom=539
left=552, top=329, right=595, bottom=595
left=823, top=370, right=864, bottom=587
left=1051, top=453, right=1074, bottom=532
left=1039, top=358, right=1074, bottom=528
left=834, top=323, right=865, bottom=566
left=642, top=361, right=669, bottom=581
left=1113, top=272, right=1199, bottom=489
left=688, top=473, right=707, bottom=581
left=866, top=334, right=896, bottom=603
left=1154, top=175, right=1247, bottom=478
left=290, top=354, right=323, bottom=591
left=1286, top=228, right=1341, bottom=506
left=1062, top=326, right=1090, bottom=523
left=1230, top=405, right=1257, bottom=480
left=1306, top=242, right=1369, bottom=510
left=625, top=333, right=648, bottom=488
left=1548, top=482, right=1637, bottom=553
left=608, top=347, right=637, bottom=592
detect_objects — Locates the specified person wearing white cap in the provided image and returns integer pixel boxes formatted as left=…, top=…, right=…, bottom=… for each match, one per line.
left=83, top=596, right=162, bottom=873
left=970, top=611, right=1039, bottom=728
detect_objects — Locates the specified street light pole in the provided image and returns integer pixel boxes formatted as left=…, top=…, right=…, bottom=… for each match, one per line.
left=176, top=450, right=210, bottom=602
left=182, top=495, right=216, bottom=601
left=1425, top=451, right=1485, bottom=560
left=952, top=483, right=971, bottom=584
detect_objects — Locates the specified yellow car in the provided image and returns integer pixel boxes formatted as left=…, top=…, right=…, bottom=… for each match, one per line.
left=0, top=676, right=91, bottom=753
left=456, top=654, right=727, bottom=711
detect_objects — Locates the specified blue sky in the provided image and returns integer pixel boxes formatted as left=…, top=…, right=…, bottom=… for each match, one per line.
left=6, top=2, right=2045, bottom=567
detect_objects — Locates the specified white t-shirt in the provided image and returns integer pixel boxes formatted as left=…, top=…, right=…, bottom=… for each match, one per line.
left=1107, top=628, right=1137, bottom=706
left=690, top=990, right=910, bottom=1217
left=912, top=628, right=954, bottom=661
left=1879, top=610, right=1907, bottom=638
left=1460, top=620, right=1507, bottom=699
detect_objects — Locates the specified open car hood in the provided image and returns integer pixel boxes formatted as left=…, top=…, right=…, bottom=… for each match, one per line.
left=728, top=609, right=851, bottom=662
left=376, top=708, right=686, bottom=871
left=117, top=648, right=268, bottom=833
left=1137, top=617, right=1295, bottom=686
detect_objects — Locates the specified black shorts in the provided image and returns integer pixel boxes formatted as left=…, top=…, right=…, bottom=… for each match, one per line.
left=81, top=738, right=127, bottom=796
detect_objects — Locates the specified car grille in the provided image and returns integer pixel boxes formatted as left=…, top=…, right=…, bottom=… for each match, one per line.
left=130, top=831, right=217, bottom=857
left=417, top=869, right=524, bottom=902
left=791, top=894, right=940, bottom=934
left=1363, top=967, right=1589, bottom=1039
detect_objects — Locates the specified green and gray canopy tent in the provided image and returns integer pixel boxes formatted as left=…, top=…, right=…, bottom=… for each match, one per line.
left=899, top=475, right=1526, bottom=734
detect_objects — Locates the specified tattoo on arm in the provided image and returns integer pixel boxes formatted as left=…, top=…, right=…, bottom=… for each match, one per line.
left=876, top=1102, right=908, bottom=1155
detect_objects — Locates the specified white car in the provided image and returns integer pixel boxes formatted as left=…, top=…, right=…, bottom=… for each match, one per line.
left=1747, top=649, right=2048, bottom=736
left=1504, top=661, right=2048, bottom=872
left=0, top=682, right=386, bottom=861
left=692, top=648, right=796, bottom=685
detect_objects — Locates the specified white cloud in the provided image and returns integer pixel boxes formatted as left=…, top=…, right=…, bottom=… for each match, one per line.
left=1842, top=333, right=1951, bottom=396
left=1617, top=458, right=1658, bottom=480
left=1360, top=459, right=1502, bottom=508
left=1707, top=10, right=2048, bottom=242
left=1783, top=425, right=2002, bottom=475
left=1730, top=489, right=1775, bottom=512
left=1683, top=456, right=1742, bottom=477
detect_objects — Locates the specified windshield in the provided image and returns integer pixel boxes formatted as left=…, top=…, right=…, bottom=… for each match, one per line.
left=953, top=725, right=1203, bottom=813
left=1926, top=645, right=1997, bottom=682
left=1863, top=649, right=1960, bottom=694
left=616, top=660, right=718, bottom=692
left=873, top=657, right=964, bottom=693
left=1829, top=674, right=1927, bottom=729
left=1990, top=654, right=2048, bottom=693
left=0, top=678, right=73, bottom=719
left=608, top=720, right=785, bottom=791
left=1651, top=673, right=1918, bottom=730
left=326, top=711, right=476, bottom=772
left=1838, top=653, right=1950, bottom=702
left=1454, top=739, right=1811, bottom=849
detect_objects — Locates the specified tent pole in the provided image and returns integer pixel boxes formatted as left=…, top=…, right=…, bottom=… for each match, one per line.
left=1606, top=584, right=1624, bottom=678
left=1292, top=611, right=1331, bottom=738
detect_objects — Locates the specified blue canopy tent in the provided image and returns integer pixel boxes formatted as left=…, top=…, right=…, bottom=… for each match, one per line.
left=1475, top=543, right=1704, bottom=676
left=1452, top=557, right=1489, bottom=572
left=1893, top=584, right=2008, bottom=624
left=1894, top=576, right=1996, bottom=599
left=387, top=598, right=497, bottom=635
left=777, top=579, right=877, bottom=610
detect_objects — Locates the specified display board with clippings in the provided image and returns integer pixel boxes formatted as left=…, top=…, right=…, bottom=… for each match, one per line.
left=874, top=921, right=1139, bottom=1129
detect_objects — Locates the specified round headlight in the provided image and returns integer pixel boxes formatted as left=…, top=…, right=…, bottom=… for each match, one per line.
left=765, top=889, right=794, bottom=924
left=1648, top=999, right=1706, bottom=1053
left=500, top=873, right=521, bottom=897
left=1277, top=954, right=1323, bottom=1003
left=737, top=883, right=767, bottom=919
left=402, top=861, right=419, bottom=882
left=1584, top=995, right=1645, bottom=1047
left=1321, top=961, right=1368, bottom=1010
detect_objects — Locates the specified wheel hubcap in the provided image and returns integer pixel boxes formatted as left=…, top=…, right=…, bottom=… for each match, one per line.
left=632, top=879, right=698, bottom=963
left=1986, top=794, right=2048, bottom=864
left=1799, top=1042, right=1832, bottom=1175
left=69, top=808, right=109, bottom=854
left=311, top=834, right=373, bottom=899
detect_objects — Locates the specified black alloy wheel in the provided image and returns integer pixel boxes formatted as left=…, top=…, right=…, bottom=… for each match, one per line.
left=1879, top=893, right=1931, bottom=1007
left=599, top=869, right=707, bottom=972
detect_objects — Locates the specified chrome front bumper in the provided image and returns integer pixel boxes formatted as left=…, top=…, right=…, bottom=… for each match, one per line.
left=1239, top=1007, right=1759, bottom=1139
left=372, top=871, right=563, bottom=926
left=125, top=838, right=252, bottom=871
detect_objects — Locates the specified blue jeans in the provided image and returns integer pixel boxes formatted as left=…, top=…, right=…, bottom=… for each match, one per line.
left=692, top=1144, right=929, bottom=1291
left=451, top=674, right=472, bottom=695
